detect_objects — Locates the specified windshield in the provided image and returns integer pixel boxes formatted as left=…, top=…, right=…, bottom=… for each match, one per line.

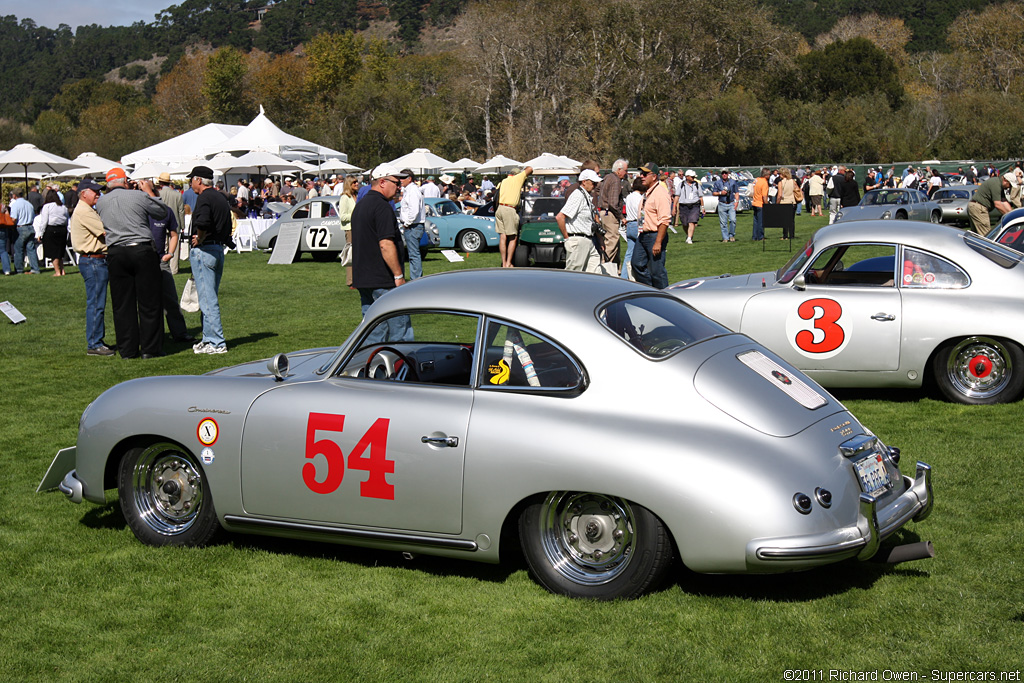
left=523, top=196, right=565, bottom=218
left=861, top=190, right=909, bottom=206
left=777, top=239, right=815, bottom=283
left=599, top=295, right=730, bottom=359
left=433, top=200, right=461, bottom=216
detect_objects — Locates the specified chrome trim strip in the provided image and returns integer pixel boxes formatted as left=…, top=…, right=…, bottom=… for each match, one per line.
left=222, top=515, right=479, bottom=551
left=756, top=537, right=866, bottom=560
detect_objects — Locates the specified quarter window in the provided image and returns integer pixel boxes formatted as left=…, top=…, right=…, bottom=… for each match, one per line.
left=900, top=248, right=969, bottom=288
left=480, top=322, right=582, bottom=390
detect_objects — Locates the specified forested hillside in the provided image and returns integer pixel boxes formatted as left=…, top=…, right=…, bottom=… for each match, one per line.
left=1, top=0, right=1021, bottom=166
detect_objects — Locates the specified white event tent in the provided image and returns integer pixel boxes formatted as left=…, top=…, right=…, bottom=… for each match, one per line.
left=475, top=155, right=523, bottom=175
left=121, top=123, right=245, bottom=166
left=204, top=106, right=348, bottom=164
left=66, top=152, right=127, bottom=178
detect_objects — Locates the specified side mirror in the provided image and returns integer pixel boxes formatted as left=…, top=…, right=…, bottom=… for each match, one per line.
left=793, top=274, right=807, bottom=291
left=268, top=353, right=290, bottom=382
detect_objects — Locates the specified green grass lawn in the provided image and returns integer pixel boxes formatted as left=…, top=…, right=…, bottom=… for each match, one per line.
left=2, top=212, right=1023, bottom=681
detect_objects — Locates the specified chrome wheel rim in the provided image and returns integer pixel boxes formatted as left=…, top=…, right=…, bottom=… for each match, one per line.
left=460, top=231, right=482, bottom=252
left=947, top=337, right=1011, bottom=399
left=538, top=492, right=636, bottom=585
left=131, top=443, right=205, bottom=536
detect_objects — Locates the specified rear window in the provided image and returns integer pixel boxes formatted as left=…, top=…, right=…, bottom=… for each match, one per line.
left=599, top=295, right=730, bottom=359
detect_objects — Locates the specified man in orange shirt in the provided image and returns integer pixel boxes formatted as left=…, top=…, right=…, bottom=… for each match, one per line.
left=632, top=162, right=672, bottom=289
left=751, top=168, right=770, bottom=241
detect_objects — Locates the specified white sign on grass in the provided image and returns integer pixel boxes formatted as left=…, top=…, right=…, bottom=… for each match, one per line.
left=1, top=300, right=26, bottom=324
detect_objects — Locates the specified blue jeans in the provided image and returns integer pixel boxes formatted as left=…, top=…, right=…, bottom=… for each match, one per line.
left=752, top=206, right=764, bottom=240
left=403, top=223, right=424, bottom=280
left=631, top=231, right=669, bottom=289
left=0, top=227, right=12, bottom=274
left=190, top=244, right=225, bottom=347
left=359, top=287, right=413, bottom=343
left=79, top=256, right=109, bottom=349
left=14, top=225, right=40, bottom=273
left=620, top=220, right=638, bottom=279
left=718, top=203, right=736, bottom=241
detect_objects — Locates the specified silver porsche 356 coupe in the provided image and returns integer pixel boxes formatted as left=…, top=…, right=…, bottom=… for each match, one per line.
left=42, top=270, right=933, bottom=599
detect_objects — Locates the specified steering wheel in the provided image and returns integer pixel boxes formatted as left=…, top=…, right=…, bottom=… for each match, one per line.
left=365, top=346, right=417, bottom=381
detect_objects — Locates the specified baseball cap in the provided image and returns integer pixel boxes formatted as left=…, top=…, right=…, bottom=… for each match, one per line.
left=684, top=169, right=696, bottom=177
left=187, top=165, right=214, bottom=180
left=370, top=163, right=409, bottom=182
left=579, top=169, right=601, bottom=183
left=639, top=162, right=660, bottom=175
left=79, top=179, right=103, bottom=194
left=105, top=167, right=127, bottom=182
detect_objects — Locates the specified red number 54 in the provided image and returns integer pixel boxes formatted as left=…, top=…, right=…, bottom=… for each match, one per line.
left=302, top=412, right=395, bottom=499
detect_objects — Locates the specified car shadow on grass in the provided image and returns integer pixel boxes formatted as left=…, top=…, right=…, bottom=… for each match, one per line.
left=828, top=386, right=934, bottom=403
left=79, top=502, right=128, bottom=531
left=669, top=527, right=933, bottom=602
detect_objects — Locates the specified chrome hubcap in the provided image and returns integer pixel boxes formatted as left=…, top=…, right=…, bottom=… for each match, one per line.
left=461, top=231, right=482, bottom=251
left=948, top=337, right=1011, bottom=399
left=132, top=443, right=204, bottom=535
left=539, top=492, right=636, bottom=585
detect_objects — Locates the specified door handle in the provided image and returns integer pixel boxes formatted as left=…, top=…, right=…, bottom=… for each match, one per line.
left=871, top=313, right=896, bottom=321
left=421, top=435, right=459, bottom=448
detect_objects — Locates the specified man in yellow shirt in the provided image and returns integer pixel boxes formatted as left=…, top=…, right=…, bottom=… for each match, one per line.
left=494, top=165, right=533, bottom=267
left=69, top=179, right=115, bottom=356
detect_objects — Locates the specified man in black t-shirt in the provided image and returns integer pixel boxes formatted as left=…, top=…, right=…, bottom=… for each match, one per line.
left=188, top=165, right=232, bottom=355
left=352, top=163, right=412, bottom=343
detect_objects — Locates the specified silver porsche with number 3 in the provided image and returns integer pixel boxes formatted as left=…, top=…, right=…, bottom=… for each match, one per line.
left=669, top=221, right=1024, bottom=405
left=41, top=269, right=933, bottom=600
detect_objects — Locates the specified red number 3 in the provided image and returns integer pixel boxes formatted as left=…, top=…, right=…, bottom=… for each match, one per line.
left=303, top=412, right=395, bottom=499
left=795, top=298, right=845, bottom=353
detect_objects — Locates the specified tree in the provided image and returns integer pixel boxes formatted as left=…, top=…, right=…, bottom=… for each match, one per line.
left=795, top=38, right=905, bottom=108
left=948, top=1, right=1024, bottom=94
left=202, top=46, right=253, bottom=124
left=152, top=52, right=210, bottom=134
left=814, top=13, right=912, bottom=66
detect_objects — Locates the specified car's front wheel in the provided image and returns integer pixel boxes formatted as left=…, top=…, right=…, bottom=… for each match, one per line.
left=519, top=492, right=673, bottom=600
left=456, top=229, right=485, bottom=253
left=118, top=442, right=220, bottom=546
left=930, top=210, right=942, bottom=223
left=933, top=336, right=1024, bottom=404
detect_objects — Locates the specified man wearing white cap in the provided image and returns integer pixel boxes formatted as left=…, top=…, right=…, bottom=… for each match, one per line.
left=351, top=163, right=412, bottom=342
left=556, top=169, right=602, bottom=273
left=677, top=170, right=703, bottom=244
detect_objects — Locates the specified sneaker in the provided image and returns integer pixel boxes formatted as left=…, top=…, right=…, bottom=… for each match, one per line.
left=206, top=344, right=228, bottom=354
left=87, top=346, right=116, bottom=356
left=685, top=238, right=693, bottom=244
left=193, top=341, right=208, bottom=353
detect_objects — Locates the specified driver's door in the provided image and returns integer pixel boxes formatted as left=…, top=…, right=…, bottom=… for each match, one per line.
left=740, top=244, right=903, bottom=372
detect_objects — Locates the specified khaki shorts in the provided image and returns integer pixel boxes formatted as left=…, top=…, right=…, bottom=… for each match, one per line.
left=495, top=205, right=520, bottom=236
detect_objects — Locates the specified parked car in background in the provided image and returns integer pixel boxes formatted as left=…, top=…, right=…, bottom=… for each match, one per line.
left=424, top=197, right=498, bottom=253
left=256, top=196, right=345, bottom=262
left=986, top=207, right=1024, bottom=254
left=931, top=185, right=977, bottom=226
left=835, top=189, right=942, bottom=224
left=668, top=221, right=1024, bottom=404
left=41, top=269, right=933, bottom=600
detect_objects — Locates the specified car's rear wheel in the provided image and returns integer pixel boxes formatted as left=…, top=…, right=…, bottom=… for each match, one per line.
left=118, top=442, right=220, bottom=546
left=456, top=229, right=485, bottom=253
left=933, top=336, right=1024, bottom=404
left=930, top=211, right=942, bottom=223
left=519, top=492, right=673, bottom=600
left=895, top=211, right=908, bottom=219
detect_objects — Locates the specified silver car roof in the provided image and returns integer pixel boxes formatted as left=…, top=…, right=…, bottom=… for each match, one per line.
left=812, top=220, right=972, bottom=253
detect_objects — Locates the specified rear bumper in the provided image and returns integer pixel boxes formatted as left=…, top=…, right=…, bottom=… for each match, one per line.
left=748, top=461, right=932, bottom=568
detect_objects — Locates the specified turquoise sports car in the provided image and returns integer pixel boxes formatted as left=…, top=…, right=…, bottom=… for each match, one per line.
left=424, top=198, right=499, bottom=253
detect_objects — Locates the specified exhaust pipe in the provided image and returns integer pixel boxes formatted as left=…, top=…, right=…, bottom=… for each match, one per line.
left=872, top=541, right=935, bottom=564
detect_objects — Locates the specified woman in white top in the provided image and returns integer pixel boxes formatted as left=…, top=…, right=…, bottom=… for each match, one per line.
left=39, top=189, right=70, bottom=276
left=339, top=177, right=359, bottom=287
left=927, top=169, right=943, bottom=198
left=621, top=176, right=644, bottom=280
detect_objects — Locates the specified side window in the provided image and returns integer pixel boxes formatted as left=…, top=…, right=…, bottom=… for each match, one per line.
left=901, top=248, right=969, bottom=289
left=808, top=244, right=895, bottom=287
left=292, top=204, right=309, bottom=219
left=337, top=312, right=479, bottom=386
left=480, top=321, right=582, bottom=390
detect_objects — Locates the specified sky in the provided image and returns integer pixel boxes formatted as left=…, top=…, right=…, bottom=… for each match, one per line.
left=1, top=0, right=172, bottom=30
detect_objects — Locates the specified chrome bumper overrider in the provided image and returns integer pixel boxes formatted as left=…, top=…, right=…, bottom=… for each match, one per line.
left=59, top=469, right=84, bottom=504
left=751, top=461, right=932, bottom=564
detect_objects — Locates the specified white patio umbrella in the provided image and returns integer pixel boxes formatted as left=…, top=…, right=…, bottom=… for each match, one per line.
left=66, top=152, right=127, bottom=178
left=441, top=157, right=480, bottom=173
left=387, top=148, right=452, bottom=176
left=319, top=158, right=363, bottom=173
left=0, top=143, right=80, bottom=193
left=522, top=153, right=580, bottom=173
left=129, top=162, right=177, bottom=181
left=474, top=154, right=523, bottom=175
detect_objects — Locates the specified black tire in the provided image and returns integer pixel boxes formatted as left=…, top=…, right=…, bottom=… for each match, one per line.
left=456, top=229, right=486, bottom=253
left=118, top=442, right=220, bottom=547
left=512, top=244, right=530, bottom=268
left=932, top=336, right=1024, bottom=404
left=519, top=492, right=673, bottom=600
left=895, top=211, right=908, bottom=220
left=930, top=211, right=942, bottom=223
left=311, top=251, right=337, bottom=262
